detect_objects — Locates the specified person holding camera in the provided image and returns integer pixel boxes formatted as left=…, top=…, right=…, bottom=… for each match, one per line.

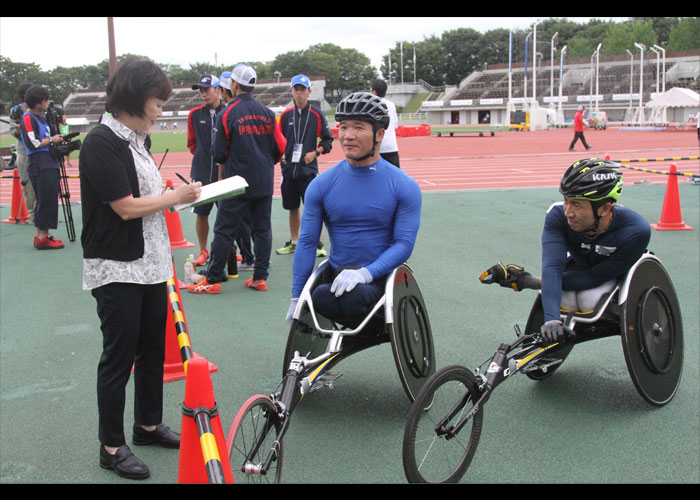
left=19, top=85, right=65, bottom=249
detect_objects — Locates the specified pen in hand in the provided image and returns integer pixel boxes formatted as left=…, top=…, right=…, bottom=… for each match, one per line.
left=176, top=172, right=190, bottom=184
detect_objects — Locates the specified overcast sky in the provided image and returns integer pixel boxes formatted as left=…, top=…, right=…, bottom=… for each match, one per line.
left=1, top=17, right=625, bottom=73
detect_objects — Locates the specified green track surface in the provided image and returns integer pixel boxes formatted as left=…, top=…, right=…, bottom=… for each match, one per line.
left=1, top=184, right=698, bottom=484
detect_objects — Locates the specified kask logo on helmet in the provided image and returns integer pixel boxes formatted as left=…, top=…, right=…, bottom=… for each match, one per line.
left=592, top=172, right=619, bottom=181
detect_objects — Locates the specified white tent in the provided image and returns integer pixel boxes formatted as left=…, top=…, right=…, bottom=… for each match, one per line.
left=645, top=87, right=699, bottom=124
left=646, top=87, right=699, bottom=108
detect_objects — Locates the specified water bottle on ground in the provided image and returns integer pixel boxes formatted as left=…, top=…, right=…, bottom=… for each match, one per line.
left=184, top=257, right=194, bottom=284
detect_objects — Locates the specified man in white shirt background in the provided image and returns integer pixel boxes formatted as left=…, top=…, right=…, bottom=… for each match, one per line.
left=370, top=79, right=400, bottom=168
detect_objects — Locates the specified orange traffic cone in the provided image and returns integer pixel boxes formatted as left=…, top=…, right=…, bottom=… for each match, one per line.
left=163, top=261, right=218, bottom=382
left=650, top=164, right=693, bottom=231
left=1, top=169, right=29, bottom=224
left=177, top=355, right=234, bottom=483
left=164, top=180, right=195, bottom=248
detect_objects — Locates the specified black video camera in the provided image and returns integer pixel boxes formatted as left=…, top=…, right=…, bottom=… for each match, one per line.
left=46, top=101, right=81, bottom=161
left=9, top=103, right=24, bottom=124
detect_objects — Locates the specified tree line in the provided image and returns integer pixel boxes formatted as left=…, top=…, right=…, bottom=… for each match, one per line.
left=1, top=17, right=698, bottom=114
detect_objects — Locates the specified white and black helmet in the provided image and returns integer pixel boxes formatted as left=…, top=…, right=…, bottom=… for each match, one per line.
left=335, top=92, right=390, bottom=130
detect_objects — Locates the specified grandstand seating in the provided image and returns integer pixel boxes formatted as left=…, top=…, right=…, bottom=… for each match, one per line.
left=60, top=53, right=698, bottom=131
left=422, top=51, right=699, bottom=125
left=61, top=79, right=304, bottom=132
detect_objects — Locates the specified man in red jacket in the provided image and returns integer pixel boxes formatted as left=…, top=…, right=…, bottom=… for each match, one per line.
left=569, top=105, right=592, bottom=151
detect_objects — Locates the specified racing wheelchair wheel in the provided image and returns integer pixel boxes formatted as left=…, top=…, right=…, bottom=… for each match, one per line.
left=227, top=394, right=284, bottom=483
left=402, top=365, right=483, bottom=483
left=388, top=264, right=436, bottom=402
left=619, top=256, right=683, bottom=406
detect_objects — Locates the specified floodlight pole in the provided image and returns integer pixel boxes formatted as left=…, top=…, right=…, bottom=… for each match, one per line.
left=653, top=44, right=666, bottom=93
left=507, top=30, right=513, bottom=122
left=650, top=46, right=660, bottom=94
left=626, top=49, right=634, bottom=123
left=550, top=32, right=558, bottom=102
left=524, top=32, right=531, bottom=104
left=589, top=52, right=594, bottom=111
left=634, top=42, right=645, bottom=125
left=653, top=44, right=667, bottom=123
left=532, top=20, right=542, bottom=107
left=595, top=43, right=602, bottom=114
left=558, top=45, right=567, bottom=126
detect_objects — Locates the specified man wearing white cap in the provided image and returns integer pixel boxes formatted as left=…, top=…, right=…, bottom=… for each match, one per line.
left=187, top=74, right=226, bottom=266
left=189, top=64, right=286, bottom=294
left=212, top=70, right=255, bottom=270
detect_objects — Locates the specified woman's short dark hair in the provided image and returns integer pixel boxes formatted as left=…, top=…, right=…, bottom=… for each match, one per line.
left=25, top=85, right=50, bottom=109
left=105, top=57, right=172, bottom=118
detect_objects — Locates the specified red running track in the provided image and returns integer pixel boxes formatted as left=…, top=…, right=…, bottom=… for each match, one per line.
left=2, top=127, right=698, bottom=205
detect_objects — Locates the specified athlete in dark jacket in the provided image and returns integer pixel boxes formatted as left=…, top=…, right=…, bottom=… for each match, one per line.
left=186, top=74, right=226, bottom=266
left=480, top=159, right=650, bottom=344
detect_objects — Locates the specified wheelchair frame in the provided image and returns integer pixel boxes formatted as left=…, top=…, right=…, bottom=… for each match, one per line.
left=227, top=261, right=435, bottom=483
left=402, top=252, right=683, bottom=483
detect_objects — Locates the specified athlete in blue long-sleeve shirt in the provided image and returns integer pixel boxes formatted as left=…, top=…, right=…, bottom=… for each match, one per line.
left=480, top=159, right=650, bottom=344
left=287, top=92, right=421, bottom=326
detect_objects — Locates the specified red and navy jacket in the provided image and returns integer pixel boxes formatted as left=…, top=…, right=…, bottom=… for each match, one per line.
left=279, top=103, right=333, bottom=179
left=187, top=101, right=226, bottom=184
left=212, top=93, right=286, bottom=197
left=20, top=111, right=58, bottom=175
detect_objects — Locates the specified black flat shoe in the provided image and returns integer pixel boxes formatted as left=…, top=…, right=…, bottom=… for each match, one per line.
left=99, top=445, right=150, bottom=480
left=132, top=423, right=180, bottom=448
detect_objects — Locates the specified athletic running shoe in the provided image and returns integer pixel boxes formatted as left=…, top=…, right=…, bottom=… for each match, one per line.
left=34, top=235, right=64, bottom=250
left=193, top=249, right=209, bottom=266
left=187, top=277, right=221, bottom=294
left=244, top=277, right=267, bottom=291
left=276, top=241, right=296, bottom=255
left=316, top=242, right=328, bottom=258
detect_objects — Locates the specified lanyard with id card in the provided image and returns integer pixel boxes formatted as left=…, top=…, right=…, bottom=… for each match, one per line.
left=292, top=106, right=310, bottom=163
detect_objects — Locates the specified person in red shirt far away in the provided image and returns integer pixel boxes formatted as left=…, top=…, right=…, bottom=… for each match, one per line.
left=569, top=105, right=592, bottom=151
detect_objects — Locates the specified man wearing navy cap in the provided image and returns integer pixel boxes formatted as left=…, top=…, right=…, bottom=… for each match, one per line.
left=276, top=74, right=334, bottom=257
left=187, top=74, right=226, bottom=267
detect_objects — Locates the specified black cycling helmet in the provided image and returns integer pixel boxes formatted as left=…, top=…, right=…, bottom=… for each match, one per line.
left=559, top=158, right=623, bottom=203
left=335, top=92, right=390, bottom=130
left=560, top=158, right=624, bottom=234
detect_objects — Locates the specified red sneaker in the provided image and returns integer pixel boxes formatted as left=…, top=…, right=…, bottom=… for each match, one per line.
left=244, top=277, right=267, bottom=291
left=35, top=235, right=64, bottom=249
left=193, top=249, right=209, bottom=266
left=187, top=277, right=221, bottom=294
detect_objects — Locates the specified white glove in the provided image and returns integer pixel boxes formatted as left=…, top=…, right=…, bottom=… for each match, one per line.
left=286, top=298, right=298, bottom=327
left=330, top=268, right=372, bottom=297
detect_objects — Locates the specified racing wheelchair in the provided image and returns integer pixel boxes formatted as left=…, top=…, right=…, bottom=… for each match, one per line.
left=227, top=260, right=436, bottom=483
left=402, top=252, right=683, bottom=483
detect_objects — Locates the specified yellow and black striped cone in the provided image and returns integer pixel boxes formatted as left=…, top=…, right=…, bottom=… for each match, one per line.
left=177, top=355, right=234, bottom=483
